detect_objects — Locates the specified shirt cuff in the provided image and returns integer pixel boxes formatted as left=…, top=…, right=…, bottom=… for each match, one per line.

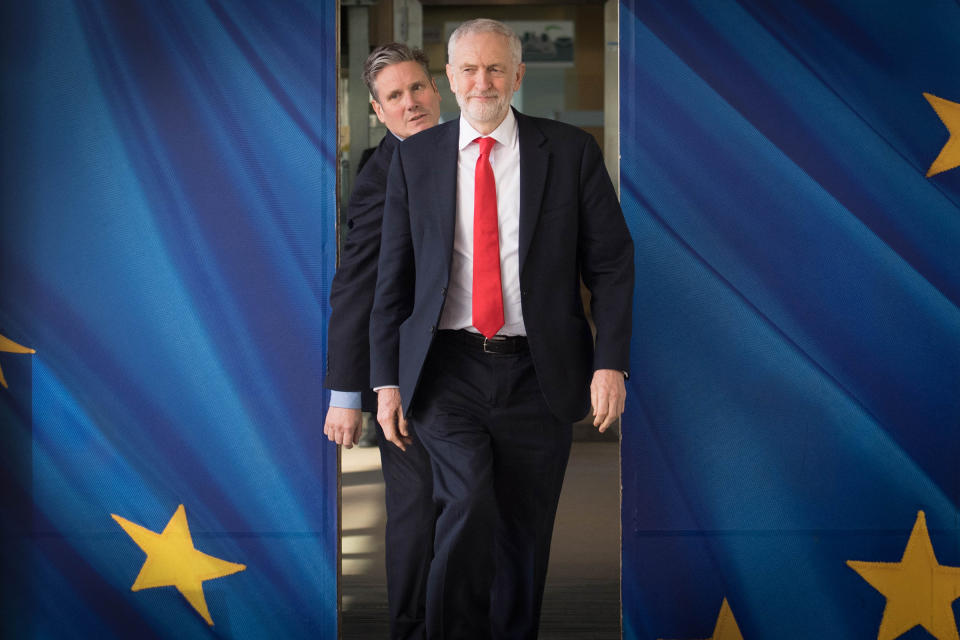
left=329, top=390, right=362, bottom=409
left=372, top=385, right=400, bottom=393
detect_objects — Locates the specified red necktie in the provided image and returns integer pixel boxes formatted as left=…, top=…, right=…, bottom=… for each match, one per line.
left=472, top=137, right=504, bottom=339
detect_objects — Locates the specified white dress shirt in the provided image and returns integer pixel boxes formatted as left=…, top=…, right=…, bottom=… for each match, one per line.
left=438, top=110, right=527, bottom=336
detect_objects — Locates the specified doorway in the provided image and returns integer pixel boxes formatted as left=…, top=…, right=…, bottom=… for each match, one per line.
left=337, top=2, right=621, bottom=636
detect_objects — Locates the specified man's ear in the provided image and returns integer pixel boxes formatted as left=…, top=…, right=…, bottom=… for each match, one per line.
left=371, top=98, right=385, bottom=124
left=513, top=63, right=526, bottom=91
left=445, top=63, right=456, bottom=93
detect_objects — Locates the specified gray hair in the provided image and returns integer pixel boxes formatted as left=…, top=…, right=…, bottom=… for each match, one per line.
left=363, top=43, right=432, bottom=102
left=447, top=19, right=522, bottom=68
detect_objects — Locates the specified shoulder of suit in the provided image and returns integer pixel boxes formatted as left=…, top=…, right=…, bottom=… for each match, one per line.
left=371, top=133, right=399, bottom=165
left=399, top=119, right=457, bottom=153
left=517, top=112, right=593, bottom=145
left=355, top=135, right=396, bottom=181
left=348, top=138, right=396, bottom=207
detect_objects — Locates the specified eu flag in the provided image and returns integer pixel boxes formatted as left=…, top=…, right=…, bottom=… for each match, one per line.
left=620, top=1, right=960, bottom=639
left=1, top=1, right=338, bottom=637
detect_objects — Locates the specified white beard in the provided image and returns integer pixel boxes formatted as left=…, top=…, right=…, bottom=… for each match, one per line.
left=458, top=92, right=510, bottom=125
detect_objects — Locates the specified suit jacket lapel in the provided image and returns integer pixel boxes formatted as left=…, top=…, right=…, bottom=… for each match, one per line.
left=435, top=120, right=460, bottom=276
left=517, top=110, right=548, bottom=275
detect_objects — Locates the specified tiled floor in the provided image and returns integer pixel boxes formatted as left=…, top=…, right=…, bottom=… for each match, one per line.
left=341, top=440, right=621, bottom=639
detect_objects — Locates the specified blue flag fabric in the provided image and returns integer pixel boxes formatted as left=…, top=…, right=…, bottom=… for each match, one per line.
left=620, top=1, right=960, bottom=639
left=1, top=1, right=337, bottom=637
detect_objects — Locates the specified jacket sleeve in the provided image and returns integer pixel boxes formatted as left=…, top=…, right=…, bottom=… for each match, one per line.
left=577, top=135, right=635, bottom=375
left=369, top=145, right=416, bottom=389
left=324, top=144, right=389, bottom=392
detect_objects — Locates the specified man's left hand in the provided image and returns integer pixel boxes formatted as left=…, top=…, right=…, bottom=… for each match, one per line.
left=323, top=406, right=363, bottom=449
left=590, top=369, right=626, bottom=433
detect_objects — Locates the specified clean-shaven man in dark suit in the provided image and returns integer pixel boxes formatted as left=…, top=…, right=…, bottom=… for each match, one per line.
left=323, top=43, right=441, bottom=640
left=371, top=19, right=634, bottom=640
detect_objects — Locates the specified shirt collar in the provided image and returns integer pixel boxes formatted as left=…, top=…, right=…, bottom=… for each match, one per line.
left=458, top=108, right=517, bottom=151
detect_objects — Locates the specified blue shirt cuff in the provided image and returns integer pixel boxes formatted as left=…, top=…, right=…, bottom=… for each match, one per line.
left=329, top=390, right=362, bottom=409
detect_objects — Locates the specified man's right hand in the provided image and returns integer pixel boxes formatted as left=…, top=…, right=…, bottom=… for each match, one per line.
left=323, top=406, right=362, bottom=449
left=377, top=388, right=411, bottom=451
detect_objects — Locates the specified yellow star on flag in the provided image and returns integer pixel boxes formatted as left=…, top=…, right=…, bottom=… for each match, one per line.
left=847, top=510, right=960, bottom=640
left=0, top=333, right=36, bottom=390
left=924, top=93, right=960, bottom=178
left=660, top=598, right=744, bottom=640
left=112, top=504, right=246, bottom=626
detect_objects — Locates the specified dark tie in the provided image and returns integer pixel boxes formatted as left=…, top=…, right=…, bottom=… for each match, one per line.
left=472, top=137, right=504, bottom=339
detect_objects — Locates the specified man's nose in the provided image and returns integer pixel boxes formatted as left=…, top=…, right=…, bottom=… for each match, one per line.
left=402, top=92, right=417, bottom=109
left=475, top=70, right=491, bottom=90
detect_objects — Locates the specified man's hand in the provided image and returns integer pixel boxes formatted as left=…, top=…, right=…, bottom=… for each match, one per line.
left=377, top=388, right=411, bottom=451
left=323, top=406, right=363, bottom=449
left=590, top=369, right=626, bottom=433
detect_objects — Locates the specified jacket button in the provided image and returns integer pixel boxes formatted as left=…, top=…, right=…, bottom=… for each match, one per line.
left=441, top=287, right=447, bottom=296
left=430, top=325, right=436, bottom=333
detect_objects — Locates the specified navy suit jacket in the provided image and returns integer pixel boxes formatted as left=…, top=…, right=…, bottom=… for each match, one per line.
left=325, top=133, right=399, bottom=412
left=370, top=110, right=634, bottom=423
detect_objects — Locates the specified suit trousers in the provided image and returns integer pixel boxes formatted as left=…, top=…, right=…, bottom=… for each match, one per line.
left=412, top=330, right=573, bottom=639
left=377, top=421, right=438, bottom=640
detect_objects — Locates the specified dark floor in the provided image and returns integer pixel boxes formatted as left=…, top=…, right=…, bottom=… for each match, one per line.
left=341, top=440, right=621, bottom=639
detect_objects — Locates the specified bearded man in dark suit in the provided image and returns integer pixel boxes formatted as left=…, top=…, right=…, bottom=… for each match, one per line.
left=323, top=43, right=441, bottom=640
left=370, top=19, right=634, bottom=640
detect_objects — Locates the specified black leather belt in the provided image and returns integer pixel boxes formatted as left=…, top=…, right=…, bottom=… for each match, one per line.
left=439, top=329, right=529, bottom=355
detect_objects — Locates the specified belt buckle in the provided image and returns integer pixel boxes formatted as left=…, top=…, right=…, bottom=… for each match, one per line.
left=482, top=335, right=505, bottom=353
